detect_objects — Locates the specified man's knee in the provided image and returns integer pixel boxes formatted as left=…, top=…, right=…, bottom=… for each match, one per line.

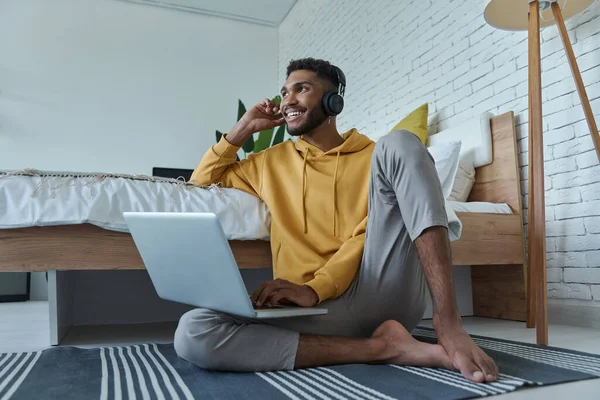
left=174, top=308, right=227, bottom=370
left=374, top=130, right=431, bottom=172
left=373, top=130, right=431, bottom=176
left=375, top=130, right=428, bottom=160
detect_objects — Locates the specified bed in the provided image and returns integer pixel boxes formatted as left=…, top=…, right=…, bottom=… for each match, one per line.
left=0, top=111, right=534, bottom=341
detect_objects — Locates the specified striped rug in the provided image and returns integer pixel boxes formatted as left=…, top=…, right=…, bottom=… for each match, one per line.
left=1, top=327, right=599, bottom=400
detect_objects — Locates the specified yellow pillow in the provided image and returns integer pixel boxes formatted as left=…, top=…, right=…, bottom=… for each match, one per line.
left=390, top=103, right=429, bottom=145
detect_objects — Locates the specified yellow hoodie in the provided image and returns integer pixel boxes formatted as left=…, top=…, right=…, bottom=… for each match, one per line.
left=190, top=129, right=375, bottom=303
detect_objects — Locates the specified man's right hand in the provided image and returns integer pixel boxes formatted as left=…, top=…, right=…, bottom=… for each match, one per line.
left=225, top=98, right=285, bottom=147
left=250, top=279, right=319, bottom=308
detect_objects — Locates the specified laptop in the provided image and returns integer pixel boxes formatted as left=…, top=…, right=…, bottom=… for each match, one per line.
left=123, top=212, right=328, bottom=319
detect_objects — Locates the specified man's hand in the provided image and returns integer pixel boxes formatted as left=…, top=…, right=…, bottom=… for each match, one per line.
left=226, top=98, right=285, bottom=147
left=250, top=279, right=319, bottom=308
left=436, top=322, right=499, bottom=383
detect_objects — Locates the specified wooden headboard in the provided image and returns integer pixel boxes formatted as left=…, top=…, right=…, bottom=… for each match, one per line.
left=468, top=112, right=523, bottom=214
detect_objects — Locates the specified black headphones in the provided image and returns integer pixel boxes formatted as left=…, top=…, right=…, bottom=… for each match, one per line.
left=322, top=65, right=346, bottom=116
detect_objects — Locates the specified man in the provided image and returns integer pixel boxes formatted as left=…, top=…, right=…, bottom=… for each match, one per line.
left=175, top=58, right=499, bottom=383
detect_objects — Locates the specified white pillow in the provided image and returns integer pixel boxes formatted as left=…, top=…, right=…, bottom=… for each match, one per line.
left=448, top=162, right=476, bottom=202
left=427, top=141, right=462, bottom=199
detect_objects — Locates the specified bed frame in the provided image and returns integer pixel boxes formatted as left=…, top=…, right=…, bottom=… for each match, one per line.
left=0, top=112, right=538, bottom=339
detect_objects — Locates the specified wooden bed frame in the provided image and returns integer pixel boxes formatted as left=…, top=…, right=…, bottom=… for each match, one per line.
left=0, top=112, right=534, bottom=335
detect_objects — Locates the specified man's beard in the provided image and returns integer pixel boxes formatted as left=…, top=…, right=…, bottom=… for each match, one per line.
left=287, top=106, right=329, bottom=137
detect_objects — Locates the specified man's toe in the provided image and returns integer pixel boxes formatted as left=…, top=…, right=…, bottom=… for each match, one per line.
left=458, top=358, right=484, bottom=383
left=483, top=357, right=499, bottom=381
left=471, top=370, right=485, bottom=382
left=477, top=360, right=497, bottom=382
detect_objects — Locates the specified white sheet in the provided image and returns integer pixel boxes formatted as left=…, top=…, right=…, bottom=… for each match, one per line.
left=0, top=171, right=271, bottom=241
left=447, top=201, right=512, bottom=214
left=0, top=170, right=465, bottom=242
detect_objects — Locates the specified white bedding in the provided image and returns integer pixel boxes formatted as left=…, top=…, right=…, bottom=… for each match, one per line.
left=447, top=201, right=512, bottom=214
left=0, top=169, right=511, bottom=243
left=0, top=170, right=271, bottom=241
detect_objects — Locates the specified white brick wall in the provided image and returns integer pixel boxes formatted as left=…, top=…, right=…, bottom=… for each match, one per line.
left=588, top=251, right=600, bottom=267
left=592, top=285, right=600, bottom=300
left=279, top=0, right=600, bottom=304
left=564, top=268, right=600, bottom=284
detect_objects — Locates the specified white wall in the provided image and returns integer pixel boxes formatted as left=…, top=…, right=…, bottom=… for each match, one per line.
left=280, top=0, right=600, bottom=322
left=0, top=0, right=278, bottom=175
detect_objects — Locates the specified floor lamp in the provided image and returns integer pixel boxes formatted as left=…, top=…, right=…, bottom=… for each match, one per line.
left=484, top=0, right=600, bottom=346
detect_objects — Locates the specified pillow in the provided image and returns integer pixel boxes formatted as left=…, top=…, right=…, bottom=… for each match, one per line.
left=448, top=162, right=476, bottom=202
left=390, top=103, right=429, bottom=145
left=427, top=141, right=462, bottom=199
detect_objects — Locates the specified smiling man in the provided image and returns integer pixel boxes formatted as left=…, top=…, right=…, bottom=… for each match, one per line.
left=176, top=58, right=499, bottom=383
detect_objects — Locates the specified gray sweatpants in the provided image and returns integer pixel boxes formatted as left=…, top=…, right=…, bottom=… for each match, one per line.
left=174, top=130, right=449, bottom=372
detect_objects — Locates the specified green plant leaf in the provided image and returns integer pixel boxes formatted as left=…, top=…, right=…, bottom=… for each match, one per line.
left=272, top=125, right=286, bottom=146
left=254, top=128, right=274, bottom=153
left=237, top=99, right=246, bottom=122
left=215, top=130, right=223, bottom=143
left=242, top=135, right=254, bottom=154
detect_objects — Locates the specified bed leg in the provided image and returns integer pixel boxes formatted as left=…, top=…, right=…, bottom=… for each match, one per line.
left=48, top=271, right=74, bottom=346
left=471, top=264, right=527, bottom=321
left=526, top=260, right=536, bottom=329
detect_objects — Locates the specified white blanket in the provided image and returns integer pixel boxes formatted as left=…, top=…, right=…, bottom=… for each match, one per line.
left=0, top=169, right=462, bottom=242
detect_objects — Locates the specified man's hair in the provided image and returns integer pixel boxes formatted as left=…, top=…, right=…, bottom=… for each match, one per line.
left=286, top=58, right=341, bottom=92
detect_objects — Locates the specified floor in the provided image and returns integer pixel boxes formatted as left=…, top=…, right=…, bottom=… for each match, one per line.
left=1, top=301, right=599, bottom=399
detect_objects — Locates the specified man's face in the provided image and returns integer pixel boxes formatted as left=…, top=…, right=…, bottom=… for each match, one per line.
left=280, top=70, right=330, bottom=136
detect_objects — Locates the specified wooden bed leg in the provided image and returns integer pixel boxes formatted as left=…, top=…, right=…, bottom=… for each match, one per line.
left=528, top=0, right=548, bottom=345
left=471, top=264, right=527, bottom=321
left=526, top=260, right=536, bottom=328
left=48, top=271, right=74, bottom=346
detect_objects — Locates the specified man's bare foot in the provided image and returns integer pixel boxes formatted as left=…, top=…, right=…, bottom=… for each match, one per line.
left=436, top=325, right=499, bottom=383
left=371, top=320, right=453, bottom=370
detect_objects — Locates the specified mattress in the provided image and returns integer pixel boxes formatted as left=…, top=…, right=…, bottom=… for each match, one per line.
left=0, top=169, right=271, bottom=241
left=0, top=169, right=504, bottom=242
left=447, top=200, right=513, bottom=214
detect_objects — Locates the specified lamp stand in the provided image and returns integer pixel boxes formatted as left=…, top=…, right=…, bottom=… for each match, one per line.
left=527, top=0, right=600, bottom=346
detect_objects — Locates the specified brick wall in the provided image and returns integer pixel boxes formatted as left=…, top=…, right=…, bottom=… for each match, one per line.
left=279, top=0, right=600, bottom=307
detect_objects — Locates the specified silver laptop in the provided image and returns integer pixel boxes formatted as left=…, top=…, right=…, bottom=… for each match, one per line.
left=123, top=212, right=327, bottom=319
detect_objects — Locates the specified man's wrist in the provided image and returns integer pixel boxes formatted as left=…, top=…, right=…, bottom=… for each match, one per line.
left=303, top=285, right=319, bottom=306
left=433, top=311, right=463, bottom=333
left=226, top=120, right=253, bottom=147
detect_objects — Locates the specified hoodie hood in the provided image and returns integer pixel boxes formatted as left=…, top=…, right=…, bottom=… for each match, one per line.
left=293, top=128, right=373, bottom=155
left=293, top=129, right=374, bottom=236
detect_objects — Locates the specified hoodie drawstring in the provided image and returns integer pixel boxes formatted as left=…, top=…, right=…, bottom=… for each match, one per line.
left=332, top=150, right=340, bottom=237
left=302, top=150, right=308, bottom=234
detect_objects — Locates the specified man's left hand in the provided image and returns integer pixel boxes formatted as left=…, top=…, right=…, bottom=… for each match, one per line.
left=436, top=323, right=499, bottom=383
left=250, top=279, right=319, bottom=307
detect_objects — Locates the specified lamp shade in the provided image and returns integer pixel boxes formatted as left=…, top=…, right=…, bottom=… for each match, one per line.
left=484, top=0, right=597, bottom=31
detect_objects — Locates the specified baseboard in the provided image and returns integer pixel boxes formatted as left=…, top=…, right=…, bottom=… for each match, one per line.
left=548, top=299, right=600, bottom=329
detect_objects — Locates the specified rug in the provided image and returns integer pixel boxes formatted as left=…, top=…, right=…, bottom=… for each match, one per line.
left=1, top=327, right=599, bottom=400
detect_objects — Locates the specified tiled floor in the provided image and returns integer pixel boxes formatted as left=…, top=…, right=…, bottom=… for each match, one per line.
left=1, top=301, right=599, bottom=399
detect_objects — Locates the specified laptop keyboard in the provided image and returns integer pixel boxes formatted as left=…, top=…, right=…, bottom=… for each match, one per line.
left=253, top=303, right=285, bottom=310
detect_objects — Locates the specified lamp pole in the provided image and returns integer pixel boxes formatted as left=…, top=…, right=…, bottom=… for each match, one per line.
left=551, top=2, right=600, bottom=160
left=528, top=0, right=548, bottom=346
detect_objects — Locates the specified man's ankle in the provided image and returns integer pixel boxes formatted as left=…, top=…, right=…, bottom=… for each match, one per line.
left=368, top=337, right=392, bottom=364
